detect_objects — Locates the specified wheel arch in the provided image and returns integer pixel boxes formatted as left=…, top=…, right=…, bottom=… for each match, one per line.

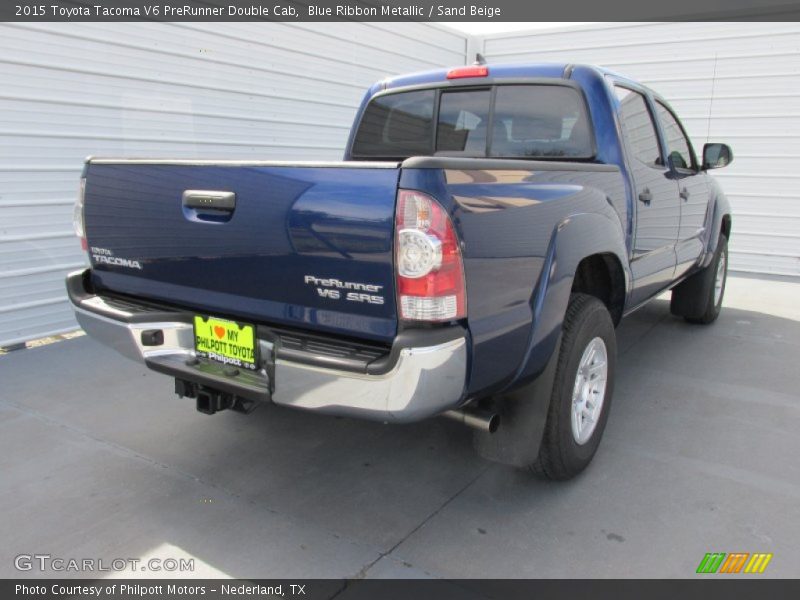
left=508, top=211, right=630, bottom=390
left=702, top=179, right=732, bottom=269
left=571, top=252, right=627, bottom=326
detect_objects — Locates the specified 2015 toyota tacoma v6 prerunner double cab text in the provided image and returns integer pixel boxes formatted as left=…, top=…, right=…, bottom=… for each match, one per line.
left=67, top=63, right=733, bottom=479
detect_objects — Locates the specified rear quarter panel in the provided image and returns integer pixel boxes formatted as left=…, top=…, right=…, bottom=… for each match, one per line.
left=400, top=160, right=629, bottom=398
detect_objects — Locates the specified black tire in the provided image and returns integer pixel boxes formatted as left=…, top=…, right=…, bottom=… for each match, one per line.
left=670, top=234, right=728, bottom=324
left=530, top=293, right=616, bottom=480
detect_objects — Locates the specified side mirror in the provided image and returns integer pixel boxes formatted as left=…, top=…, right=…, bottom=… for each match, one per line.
left=703, top=143, right=733, bottom=170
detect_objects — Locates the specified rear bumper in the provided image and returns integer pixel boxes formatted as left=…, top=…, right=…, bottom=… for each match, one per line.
left=67, top=270, right=467, bottom=423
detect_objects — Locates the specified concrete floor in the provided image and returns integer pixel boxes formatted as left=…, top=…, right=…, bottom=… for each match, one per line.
left=1, top=274, right=799, bottom=579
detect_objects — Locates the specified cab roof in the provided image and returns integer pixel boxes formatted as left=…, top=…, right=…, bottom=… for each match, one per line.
left=375, top=62, right=661, bottom=104
left=381, top=62, right=614, bottom=89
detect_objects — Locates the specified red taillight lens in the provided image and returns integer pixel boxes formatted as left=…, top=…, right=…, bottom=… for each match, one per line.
left=395, top=190, right=466, bottom=322
left=446, top=66, right=489, bottom=80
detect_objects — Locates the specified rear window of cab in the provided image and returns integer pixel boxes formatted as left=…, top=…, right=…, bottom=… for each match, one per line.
left=351, top=84, right=594, bottom=160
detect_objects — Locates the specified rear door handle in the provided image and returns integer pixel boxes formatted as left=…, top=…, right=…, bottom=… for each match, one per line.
left=638, top=189, right=652, bottom=205
left=182, top=190, right=236, bottom=211
left=680, top=188, right=690, bottom=201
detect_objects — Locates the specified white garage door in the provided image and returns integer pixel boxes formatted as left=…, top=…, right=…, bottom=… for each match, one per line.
left=480, top=22, right=800, bottom=277
left=0, top=22, right=467, bottom=347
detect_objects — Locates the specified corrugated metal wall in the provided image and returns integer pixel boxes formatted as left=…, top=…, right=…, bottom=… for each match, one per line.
left=4, top=22, right=797, bottom=346
left=0, top=22, right=467, bottom=347
left=479, top=22, right=800, bottom=277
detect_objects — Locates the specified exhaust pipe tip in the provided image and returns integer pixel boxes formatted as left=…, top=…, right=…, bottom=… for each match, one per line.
left=485, top=412, right=500, bottom=434
left=443, top=408, right=499, bottom=433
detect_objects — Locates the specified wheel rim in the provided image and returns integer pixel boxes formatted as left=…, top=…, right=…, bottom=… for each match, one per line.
left=571, top=337, right=608, bottom=445
left=714, top=251, right=726, bottom=306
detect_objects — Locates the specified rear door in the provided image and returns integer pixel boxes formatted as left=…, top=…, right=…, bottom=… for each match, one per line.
left=653, top=101, right=711, bottom=278
left=614, top=85, right=680, bottom=305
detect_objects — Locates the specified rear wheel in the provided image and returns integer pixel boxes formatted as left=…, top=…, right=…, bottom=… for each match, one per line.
left=671, top=233, right=728, bottom=324
left=530, top=293, right=616, bottom=480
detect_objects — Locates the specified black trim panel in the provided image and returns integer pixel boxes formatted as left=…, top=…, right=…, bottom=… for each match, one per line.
left=67, top=269, right=195, bottom=324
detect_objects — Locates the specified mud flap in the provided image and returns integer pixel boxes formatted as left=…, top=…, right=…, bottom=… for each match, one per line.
left=472, top=334, right=561, bottom=467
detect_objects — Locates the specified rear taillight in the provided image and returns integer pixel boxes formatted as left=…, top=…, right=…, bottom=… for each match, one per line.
left=74, top=177, right=87, bottom=251
left=395, top=190, right=466, bottom=322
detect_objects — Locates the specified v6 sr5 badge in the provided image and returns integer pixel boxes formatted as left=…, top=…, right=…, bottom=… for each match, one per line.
left=304, top=275, right=385, bottom=305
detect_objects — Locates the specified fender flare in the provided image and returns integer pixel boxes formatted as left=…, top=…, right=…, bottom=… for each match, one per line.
left=509, top=210, right=630, bottom=389
left=700, top=182, right=732, bottom=269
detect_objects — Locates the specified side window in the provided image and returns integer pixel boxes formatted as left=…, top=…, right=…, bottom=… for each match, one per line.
left=614, top=86, right=662, bottom=168
left=655, top=102, right=694, bottom=170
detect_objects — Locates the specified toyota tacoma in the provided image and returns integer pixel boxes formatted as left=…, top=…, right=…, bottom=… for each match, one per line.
left=66, top=63, right=733, bottom=479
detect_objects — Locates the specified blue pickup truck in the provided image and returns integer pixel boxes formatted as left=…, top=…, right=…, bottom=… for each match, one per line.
left=67, top=62, right=733, bottom=479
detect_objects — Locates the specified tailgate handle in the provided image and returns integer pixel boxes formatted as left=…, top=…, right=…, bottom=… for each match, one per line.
left=182, top=190, right=236, bottom=211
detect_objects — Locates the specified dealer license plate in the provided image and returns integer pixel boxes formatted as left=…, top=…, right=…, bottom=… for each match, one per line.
left=193, top=315, right=258, bottom=371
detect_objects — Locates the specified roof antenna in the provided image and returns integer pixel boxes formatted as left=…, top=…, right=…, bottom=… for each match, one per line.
left=705, top=53, right=718, bottom=143
left=474, top=53, right=487, bottom=65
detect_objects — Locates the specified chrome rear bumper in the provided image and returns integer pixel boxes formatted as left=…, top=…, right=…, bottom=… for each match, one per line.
left=67, top=270, right=467, bottom=423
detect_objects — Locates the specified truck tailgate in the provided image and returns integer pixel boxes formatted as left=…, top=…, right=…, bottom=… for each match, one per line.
left=83, top=160, right=400, bottom=343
